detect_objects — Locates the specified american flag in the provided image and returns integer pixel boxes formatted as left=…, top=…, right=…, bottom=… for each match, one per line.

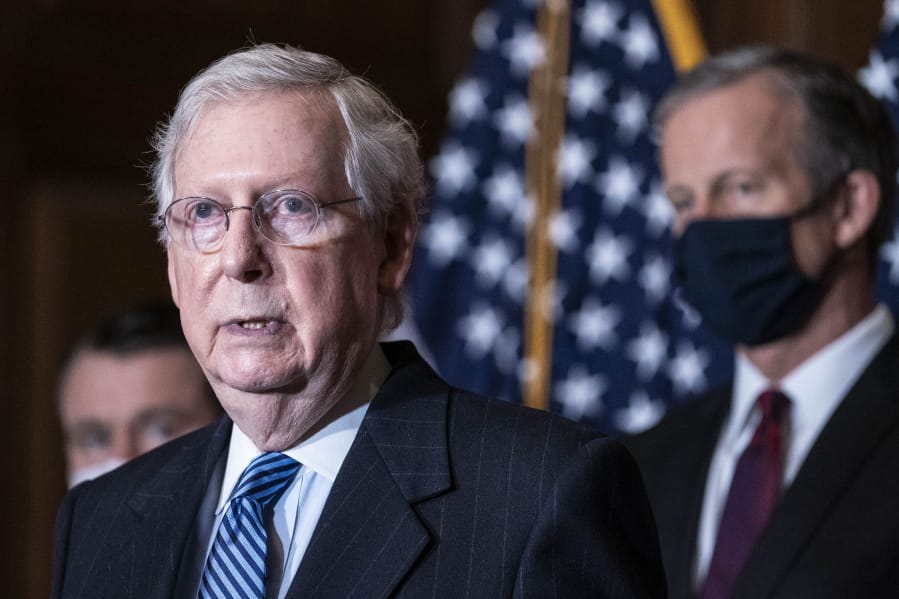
left=409, top=0, right=733, bottom=436
left=862, top=0, right=899, bottom=310
left=409, top=0, right=899, bottom=437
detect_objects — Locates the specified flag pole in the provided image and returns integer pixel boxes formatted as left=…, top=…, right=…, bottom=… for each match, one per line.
left=523, top=0, right=571, bottom=410
left=651, top=0, right=707, bottom=71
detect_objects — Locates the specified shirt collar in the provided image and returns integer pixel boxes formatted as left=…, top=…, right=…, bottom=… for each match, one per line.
left=730, top=305, right=894, bottom=442
left=216, top=344, right=391, bottom=513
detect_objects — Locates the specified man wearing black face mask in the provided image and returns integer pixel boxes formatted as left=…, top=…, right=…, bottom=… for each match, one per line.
left=625, top=46, right=899, bottom=599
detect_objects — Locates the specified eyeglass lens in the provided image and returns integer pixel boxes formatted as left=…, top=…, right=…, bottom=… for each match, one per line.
left=166, top=190, right=322, bottom=250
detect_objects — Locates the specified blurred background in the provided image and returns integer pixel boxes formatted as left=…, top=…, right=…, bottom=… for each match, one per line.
left=0, top=0, right=882, bottom=595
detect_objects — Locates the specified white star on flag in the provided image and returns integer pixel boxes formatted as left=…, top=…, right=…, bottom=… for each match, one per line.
left=471, top=236, right=516, bottom=287
left=596, top=156, right=643, bottom=215
left=568, top=297, right=621, bottom=350
left=673, top=289, right=703, bottom=329
left=548, top=208, right=582, bottom=252
left=860, top=50, right=899, bottom=102
left=620, top=14, right=659, bottom=69
left=586, top=228, right=633, bottom=283
left=430, top=143, right=479, bottom=194
left=627, top=321, right=669, bottom=380
left=503, top=258, right=529, bottom=302
left=554, top=365, right=606, bottom=420
left=638, top=253, right=671, bottom=305
left=668, top=341, right=710, bottom=396
left=484, top=164, right=526, bottom=219
left=557, top=134, right=599, bottom=188
left=502, top=24, right=546, bottom=76
left=567, top=66, right=610, bottom=117
left=880, top=231, right=899, bottom=284
left=580, top=0, right=622, bottom=47
left=494, top=328, right=521, bottom=374
left=612, top=88, right=650, bottom=142
left=421, top=212, right=470, bottom=266
left=613, top=390, right=666, bottom=434
left=472, top=9, right=499, bottom=50
left=884, top=0, right=899, bottom=32
left=457, top=304, right=505, bottom=359
left=494, top=94, right=535, bottom=146
left=449, top=78, right=489, bottom=125
left=641, top=181, right=674, bottom=236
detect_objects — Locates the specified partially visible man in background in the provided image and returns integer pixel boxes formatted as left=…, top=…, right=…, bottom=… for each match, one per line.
left=58, top=302, right=221, bottom=487
left=626, top=46, right=899, bottom=599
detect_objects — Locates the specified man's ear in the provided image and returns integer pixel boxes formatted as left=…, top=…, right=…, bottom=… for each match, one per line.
left=378, top=206, right=417, bottom=295
left=834, top=169, right=881, bottom=249
left=167, top=250, right=181, bottom=308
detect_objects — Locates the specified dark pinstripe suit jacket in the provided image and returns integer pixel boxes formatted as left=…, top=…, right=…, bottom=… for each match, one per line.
left=52, top=342, right=666, bottom=598
left=625, top=333, right=899, bottom=599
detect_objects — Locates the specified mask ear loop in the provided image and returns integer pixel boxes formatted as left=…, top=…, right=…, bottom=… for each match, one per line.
left=789, top=167, right=852, bottom=222
left=788, top=166, right=854, bottom=287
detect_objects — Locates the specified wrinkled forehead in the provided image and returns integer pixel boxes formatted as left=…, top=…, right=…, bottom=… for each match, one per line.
left=660, top=74, right=806, bottom=171
left=172, top=89, right=350, bottom=195
left=664, top=73, right=807, bottom=149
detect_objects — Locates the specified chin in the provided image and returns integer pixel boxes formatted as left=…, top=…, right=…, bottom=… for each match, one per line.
left=228, top=375, right=308, bottom=395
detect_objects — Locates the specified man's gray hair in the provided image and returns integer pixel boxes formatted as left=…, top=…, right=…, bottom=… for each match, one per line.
left=150, top=44, right=427, bottom=329
left=655, top=45, right=898, bottom=261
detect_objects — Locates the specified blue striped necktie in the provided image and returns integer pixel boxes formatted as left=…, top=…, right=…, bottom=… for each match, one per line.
left=198, top=452, right=301, bottom=599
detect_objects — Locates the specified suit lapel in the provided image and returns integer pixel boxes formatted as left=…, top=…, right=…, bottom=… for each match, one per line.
left=659, top=390, right=730, bottom=599
left=287, top=342, right=453, bottom=598
left=733, top=335, right=899, bottom=599
left=122, top=417, right=231, bottom=597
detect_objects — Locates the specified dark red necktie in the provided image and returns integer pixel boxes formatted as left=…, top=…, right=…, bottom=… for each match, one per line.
left=700, top=389, right=790, bottom=599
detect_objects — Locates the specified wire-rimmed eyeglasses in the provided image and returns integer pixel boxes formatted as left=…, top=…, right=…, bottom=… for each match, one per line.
left=158, top=190, right=362, bottom=252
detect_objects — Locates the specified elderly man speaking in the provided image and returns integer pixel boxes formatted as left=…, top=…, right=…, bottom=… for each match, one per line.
left=51, top=45, right=664, bottom=598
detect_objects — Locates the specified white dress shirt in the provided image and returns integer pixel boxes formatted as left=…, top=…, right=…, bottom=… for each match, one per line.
left=204, top=346, right=390, bottom=599
left=693, top=305, right=894, bottom=588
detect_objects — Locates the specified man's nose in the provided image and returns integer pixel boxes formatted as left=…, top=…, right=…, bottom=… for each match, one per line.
left=690, top=196, right=718, bottom=220
left=674, top=195, right=718, bottom=234
left=110, top=431, right=140, bottom=462
left=220, top=207, right=272, bottom=282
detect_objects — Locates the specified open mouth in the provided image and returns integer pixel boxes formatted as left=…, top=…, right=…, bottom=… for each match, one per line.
left=225, top=317, right=285, bottom=335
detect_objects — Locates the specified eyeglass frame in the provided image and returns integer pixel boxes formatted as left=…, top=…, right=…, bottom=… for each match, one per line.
left=157, top=190, right=363, bottom=251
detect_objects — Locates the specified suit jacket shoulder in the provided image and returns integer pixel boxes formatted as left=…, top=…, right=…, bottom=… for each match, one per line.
left=624, top=333, right=899, bottom=599
left=51, top=416, right=230, bottom=599
left=732, top=332, right=899, bottom=598
left=290, top=341, right=666, bottom=598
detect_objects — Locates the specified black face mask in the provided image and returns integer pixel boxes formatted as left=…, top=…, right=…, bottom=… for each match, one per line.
left=674, top=214, right=834, bottom=347
left=672, top=169, right=850, bottom=347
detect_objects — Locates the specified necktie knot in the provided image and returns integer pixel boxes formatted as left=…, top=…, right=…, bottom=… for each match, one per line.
left=751, top=389, right=790, bottom=451
left=234, top=452, right=301, bottom=508
left=757, top=388, right=789, bottom=422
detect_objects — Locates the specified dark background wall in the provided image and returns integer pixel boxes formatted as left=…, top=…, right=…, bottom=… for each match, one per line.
left=1, top=1, right=882, bottom=596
